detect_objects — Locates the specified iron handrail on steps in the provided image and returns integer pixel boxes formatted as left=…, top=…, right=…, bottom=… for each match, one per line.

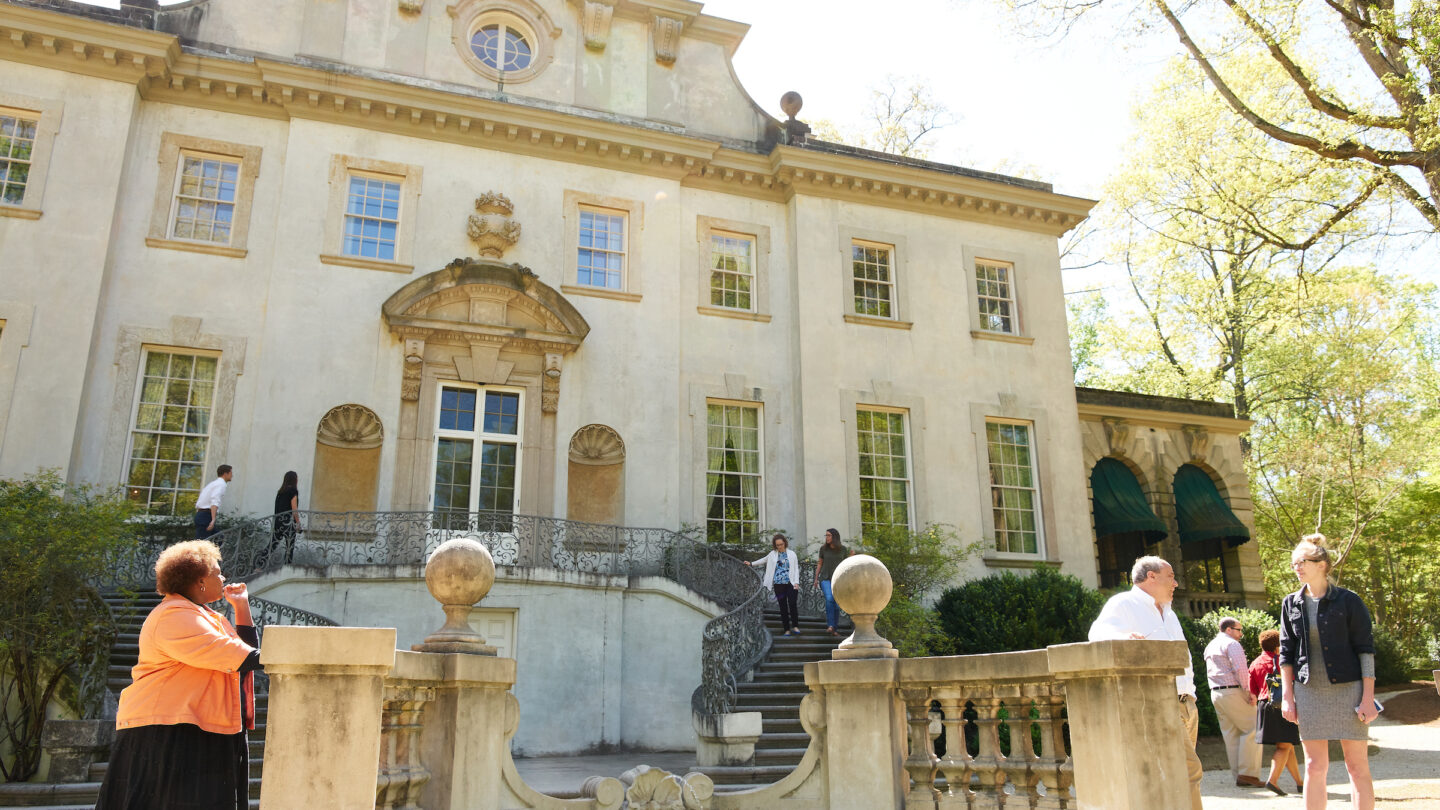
left=98, top=509, right=773, bottom=717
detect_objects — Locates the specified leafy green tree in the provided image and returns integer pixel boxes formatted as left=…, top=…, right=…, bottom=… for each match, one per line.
left=857, top=524, right=978, bottom=657
left=0, top=471, right=140, bottom=781
left=993, top=0, right=1440, bottom=231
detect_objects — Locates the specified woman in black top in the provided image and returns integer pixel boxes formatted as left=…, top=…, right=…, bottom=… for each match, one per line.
left=270, top=471, right=302, bottom=565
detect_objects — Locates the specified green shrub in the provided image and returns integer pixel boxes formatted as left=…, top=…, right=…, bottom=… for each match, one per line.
left=1373, top=629, right=1411, bottom=687
left=1193, top=607, right=1279, bottom=661
left=934, top=566, right=1105, bottom=654
left=875, top=595, right=955, bottom=658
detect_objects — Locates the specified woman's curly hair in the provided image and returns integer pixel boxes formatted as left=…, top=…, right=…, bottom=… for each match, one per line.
left=154, top=540, right=222, bottom=596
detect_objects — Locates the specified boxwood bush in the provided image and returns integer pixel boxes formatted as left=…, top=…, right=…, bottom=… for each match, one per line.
left=934, top=566, right=1105, bottom=655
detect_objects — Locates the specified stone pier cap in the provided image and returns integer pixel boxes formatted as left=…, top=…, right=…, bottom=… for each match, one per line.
left=803, top=639, right=1189, bottom=686
left=261, top=626, right=398, bottom=673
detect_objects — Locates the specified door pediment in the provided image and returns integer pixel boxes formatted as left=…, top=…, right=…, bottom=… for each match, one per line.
left=381, top=258, right=590, bottom=352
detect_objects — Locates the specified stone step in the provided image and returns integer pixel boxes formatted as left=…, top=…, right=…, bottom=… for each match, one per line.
left=754, top=732, right=811, bottom=749
left=761, top=718, right=803, bottom=734
left=754, top=747, right=809, bottom=763
left=730, top=704, right=799, bottom=717
left=694, top=763, right=796, bottom=786
left=733, top=690, right=808, bottom=703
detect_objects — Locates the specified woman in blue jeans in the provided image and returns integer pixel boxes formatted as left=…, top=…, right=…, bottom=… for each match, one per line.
left=749, top=534, right=801, bottom=635
left=812, top=528, right=852, bottom=636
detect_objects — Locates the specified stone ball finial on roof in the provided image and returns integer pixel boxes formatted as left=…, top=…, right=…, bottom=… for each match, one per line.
left=413, top=535, right=498, bottom=655
left=780, top=91, right=803, bottom=120
left=830, top=554, right=898, bottom=659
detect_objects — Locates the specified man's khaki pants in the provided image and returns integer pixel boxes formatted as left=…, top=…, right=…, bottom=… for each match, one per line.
left=1211, top=687, right=1262, bottom=779
left=1180, top=696, right=1204, bottom=810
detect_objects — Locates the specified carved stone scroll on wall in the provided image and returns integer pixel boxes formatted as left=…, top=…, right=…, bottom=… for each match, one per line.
left=579, top=0, right=616, bottom=50
left=401, top=339, right=425, bottom=402
left=1102, top=417, right=1131, bottom=455
left=317, top=405, right=385, bottom=449
left=651, top=13, right=684, bottom=65
left=1182, top=425, right=1210, bottom=462
left=541, top=352, right=562, bottom=413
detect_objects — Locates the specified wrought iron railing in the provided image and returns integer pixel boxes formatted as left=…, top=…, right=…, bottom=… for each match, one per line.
left=218, top=595, right=339, bottom=693
left=104, top=510, right=773, bottom=716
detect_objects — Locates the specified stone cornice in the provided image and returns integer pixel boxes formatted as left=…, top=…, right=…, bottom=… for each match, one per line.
left=1075, top=402, right=1254, bottom=434
left=0, top=3, right=1095, bottom=235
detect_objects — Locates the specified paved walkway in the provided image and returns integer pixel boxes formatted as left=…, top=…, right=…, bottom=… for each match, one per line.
left=1201, top=714, right=1440, bottom=808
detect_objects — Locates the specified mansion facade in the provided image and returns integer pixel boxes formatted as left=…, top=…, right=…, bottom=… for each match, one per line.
left=0, top=0, right=1263, bottom=612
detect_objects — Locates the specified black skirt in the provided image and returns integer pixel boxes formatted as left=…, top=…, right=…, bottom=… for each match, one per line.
left=94, top=723, right=248, bottom=810
left=1256, top=697, right=1302, bottom=746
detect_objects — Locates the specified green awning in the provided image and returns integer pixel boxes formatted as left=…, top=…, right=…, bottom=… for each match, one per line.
left=1173, top=463, right=1251, bottom=560
left=1090, top=458, right=1168, bottom=544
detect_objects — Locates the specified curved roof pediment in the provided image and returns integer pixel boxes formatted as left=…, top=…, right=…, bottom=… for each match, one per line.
left=382, top=258, right=590, bottom=352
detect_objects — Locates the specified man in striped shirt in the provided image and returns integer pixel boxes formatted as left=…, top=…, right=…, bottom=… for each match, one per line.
left=1204, top=616, right=1263, bottom=787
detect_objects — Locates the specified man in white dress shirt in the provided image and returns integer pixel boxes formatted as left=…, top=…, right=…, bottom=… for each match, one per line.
left=193, top=464, right=233, bottom=539
left=1089, top=556, right=1203, bottom=810
left=1205, top=617, right=1263, bottom=787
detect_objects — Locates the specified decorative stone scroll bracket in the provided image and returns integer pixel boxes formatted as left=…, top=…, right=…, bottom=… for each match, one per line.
left=1103, top=416, right=1131, bottom=455
left=651, top=13, right=684, bottom=65
left=402, top=339, right=425, bottom=401
left=541, top=352, right=562, bottom=413
left=1183, top=424, right=1210, bottom=462
left=577, top=0, right=616, bottom=50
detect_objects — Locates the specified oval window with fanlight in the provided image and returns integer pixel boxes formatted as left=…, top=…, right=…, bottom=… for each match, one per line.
left=470, top=22, right=533, bottom=73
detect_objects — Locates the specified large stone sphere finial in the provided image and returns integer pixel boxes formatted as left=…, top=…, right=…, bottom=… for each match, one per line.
left=780, top=91, right=803, bottom=120
left=413, top=535, right=497, bottom=655
left=830, top=554, right=898, bottom=660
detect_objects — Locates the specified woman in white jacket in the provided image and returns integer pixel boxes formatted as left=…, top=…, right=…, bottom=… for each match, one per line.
left=750, top=533, right=801, bottom=636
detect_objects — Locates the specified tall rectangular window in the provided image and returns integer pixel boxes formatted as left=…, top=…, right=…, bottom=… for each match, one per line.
left=851, top=240, right=895, bottom=318
left=0, top=112, right=37, bottom=206
left=124, top=351, right=217, bottom=516
left=577, top=207, right=626, bottom=290
left=976, top=259, right=1017, bottom=333
left=708, top=232, right=755, bottom=311
left=857, top=408, right=911, bottom=536
left=433, top=385, right=522, bottom=523
left=986, top=421, right=1041, bottom=554
left=705, top=402, right=761, bottom=544
left=171, top=154, right=239, bottom=244
left=343, top=174, right=402, bottom=261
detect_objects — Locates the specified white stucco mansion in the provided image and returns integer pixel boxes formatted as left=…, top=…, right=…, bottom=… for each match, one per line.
left=0, top=0, right=1265, bottom=612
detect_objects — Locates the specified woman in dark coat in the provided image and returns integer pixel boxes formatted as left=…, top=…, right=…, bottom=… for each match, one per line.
left=270, top=470, right=302, bottom=565
left=1278, top=534, right=1377, bottom=809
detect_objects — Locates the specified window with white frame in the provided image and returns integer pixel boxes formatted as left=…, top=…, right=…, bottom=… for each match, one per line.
left=433, top=385, right=522, bottom=523
left=343, top=173, right=402, bottom=261
left=0, top=111, right=38, bottom=206
left=857, top=407, right=912, bottom=536
left=471, top=20, right=533, bottom=72
left=986, top=420, right=1041, bottom=554
left=170, top=153, right=240, bottom=244
left=975, top=259, right=1018, bottom=334
left=708, top=232, right=756, bottom=311
left=124, top=350, right=218, bottom=516
left=705, top=402, right=762, bottom=543
left=577, top=207, right=626, bottom=290
left=851, top=240, right=896, bottom=318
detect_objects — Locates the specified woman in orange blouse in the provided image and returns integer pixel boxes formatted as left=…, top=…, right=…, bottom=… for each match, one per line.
left=95, top=540, right=262, bottom=810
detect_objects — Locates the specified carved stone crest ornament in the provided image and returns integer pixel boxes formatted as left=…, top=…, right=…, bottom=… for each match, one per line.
left=1183, top=425, right=1210, bottom=461
left=466, top=191, right=522, bottom=257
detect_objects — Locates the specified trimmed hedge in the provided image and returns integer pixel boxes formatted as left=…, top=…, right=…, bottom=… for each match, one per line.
left=934, top=566, right=1105, bottom=655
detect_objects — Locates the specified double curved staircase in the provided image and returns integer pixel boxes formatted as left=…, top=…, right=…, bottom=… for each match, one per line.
left=0, top=510, right=836, bottom=806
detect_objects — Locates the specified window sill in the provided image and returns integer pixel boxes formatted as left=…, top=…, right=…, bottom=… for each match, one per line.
left=146, top=237, right=247, bottom=259
left=319, top=253, right=415, bottom=274
left=971, top=330, right=1034, bottom=346
left=0, top=204, right=42, bottom=220
left=561, top=284, right=643, bottom=303
left=843, top=313, right=913, bottom=330
left=982, top=554, right=1056, bottom=570
left=697, top=305, right=772, bottom=323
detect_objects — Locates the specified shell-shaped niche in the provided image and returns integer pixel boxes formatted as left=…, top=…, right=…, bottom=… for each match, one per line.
left=568, top=424, right=624, bottom=466
left=317, top=404, right=385, bottom=449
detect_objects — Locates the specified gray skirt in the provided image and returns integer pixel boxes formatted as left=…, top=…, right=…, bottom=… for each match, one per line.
left=1294, top=677, right=1369, bottom=741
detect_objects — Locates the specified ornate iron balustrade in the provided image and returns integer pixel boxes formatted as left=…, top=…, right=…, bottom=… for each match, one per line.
left=218, top=595, right=339, bottom=694
left=104, top=509, right=772, bottom=717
